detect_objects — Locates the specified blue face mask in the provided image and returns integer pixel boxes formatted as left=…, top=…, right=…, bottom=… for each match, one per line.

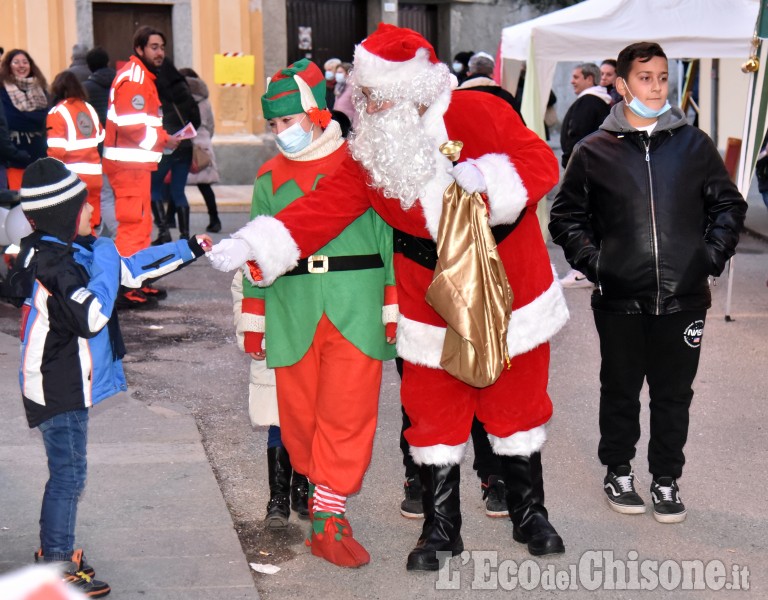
left=623, top=80, right=671, bottom=119
left=276, top=116, right=313, bottom=154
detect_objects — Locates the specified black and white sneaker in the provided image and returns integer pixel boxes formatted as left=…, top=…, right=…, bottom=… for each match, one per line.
left=650, top=477, right=687, bottom=523
left=482, top=475, right=509, bottom=518
left=604, top=465, right=646, bottom=514
left=400, top=476, right=424, bottom=519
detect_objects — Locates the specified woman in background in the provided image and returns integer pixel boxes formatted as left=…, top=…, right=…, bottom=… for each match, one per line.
left=180, top=67, right=221, bottom=233
left=0, top=49, right=48, bottom=189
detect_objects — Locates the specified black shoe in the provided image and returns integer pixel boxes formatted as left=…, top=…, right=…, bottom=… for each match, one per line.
left=604, top=465, right=646, bottom=514
left=502, top=452, right=565, bottom=557
left=116, top=289, right=158, bottom=310
left=265, top=446, right=292, bottom=528
left=400, top=475, right=424, bottom=519
left=406, top=464, right=463, bottom=571
left=60, top=549, right=111, bottom=597
left=291, top=472, right=310, bottom=520
left=35, top=548, right=95, bottom=578
left=140, top=284, right=168, bottom=301
left=151, top=230, right=172, bottom=246
left=206, top=218, right=221, bottom=233
left=650, top=477, right=687, bottom=523
left=265, top=494, right=291, bottom=529
left=482, top=475, right=508, bottom=518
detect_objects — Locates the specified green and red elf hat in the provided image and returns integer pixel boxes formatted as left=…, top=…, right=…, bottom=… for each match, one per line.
left=261, top=58, right=332, bottom=127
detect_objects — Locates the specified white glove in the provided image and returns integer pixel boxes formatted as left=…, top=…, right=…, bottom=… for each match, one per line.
left=208, top=238, right=252, bottom=272
left=452, top=161, right=487, bottom=194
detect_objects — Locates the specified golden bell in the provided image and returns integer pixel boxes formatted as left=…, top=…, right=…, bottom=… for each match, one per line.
left=440, top=140, right=464, bottom=163
left=742, top=56, right=760, bottom=73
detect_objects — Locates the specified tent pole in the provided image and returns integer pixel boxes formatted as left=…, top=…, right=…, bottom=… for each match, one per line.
left=724, top=255, right=735, bottom=322
left=711, top=58, right=719, bottom=147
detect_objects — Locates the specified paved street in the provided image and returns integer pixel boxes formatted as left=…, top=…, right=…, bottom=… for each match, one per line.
left=1, top=190, right=767, bottom=598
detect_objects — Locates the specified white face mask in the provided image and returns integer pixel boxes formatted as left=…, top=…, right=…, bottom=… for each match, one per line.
left=276, top=115, right=313, bottom=153
left=452, top=61, right=464, bottom=73
left=335, top=72, right=346, bottom=84
left=324, top=70, right=335, bottom=81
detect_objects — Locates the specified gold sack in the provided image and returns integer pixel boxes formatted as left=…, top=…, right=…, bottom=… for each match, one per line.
left=425, top=181, right=513, bottom=388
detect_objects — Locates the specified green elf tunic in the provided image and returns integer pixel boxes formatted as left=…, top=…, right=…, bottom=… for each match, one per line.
left=242, top=121, right=396, bottom=366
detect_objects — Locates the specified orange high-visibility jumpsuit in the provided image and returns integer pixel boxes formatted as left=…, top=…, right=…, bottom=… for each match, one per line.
left=102, top=56, right=168, bottom=255
left=46, top=98, right=104, bottom=231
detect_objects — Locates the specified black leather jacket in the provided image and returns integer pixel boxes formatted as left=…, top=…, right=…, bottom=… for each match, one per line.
left=550, top=104, right=746, bottom=315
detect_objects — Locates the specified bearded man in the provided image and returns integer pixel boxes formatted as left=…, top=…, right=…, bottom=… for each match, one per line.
left=210, top=24, right=568, bottom=571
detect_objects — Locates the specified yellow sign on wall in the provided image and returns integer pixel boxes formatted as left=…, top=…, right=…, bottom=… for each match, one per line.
left=214, top=53, right=255, bottom=86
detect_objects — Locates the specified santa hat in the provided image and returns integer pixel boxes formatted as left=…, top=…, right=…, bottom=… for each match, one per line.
left=19, top=158, right=87, bottom=241
left=261, top=59, right=331, bottom=127
left=353, top=23, right=450, bottom=103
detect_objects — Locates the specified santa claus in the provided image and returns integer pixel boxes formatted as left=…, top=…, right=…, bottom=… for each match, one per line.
left=210, top=24, right=569, bottom=571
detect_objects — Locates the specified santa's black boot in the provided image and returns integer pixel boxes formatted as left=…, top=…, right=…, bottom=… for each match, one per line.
left=406, top=464, right=463, bottom=571
left=501, top=452, right=565, bottom=556
left=265, top=446, right=292, bottom=528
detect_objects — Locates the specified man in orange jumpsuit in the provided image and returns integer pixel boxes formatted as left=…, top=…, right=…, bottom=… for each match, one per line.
left=102, top=25, right=179, bottom=307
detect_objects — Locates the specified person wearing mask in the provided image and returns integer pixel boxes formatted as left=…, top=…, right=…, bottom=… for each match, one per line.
left=323, top=58, right=342, bottom=110
left=46, top=70, right=104, bottom=232
left=179, top=67, right=221, bottom=233
left=550, top=41, right=746, bottom=524
left=451, top=51, right=474, bottom=85
left=0, top=49, right=49, bottom=190
left=102, top=26, right=180, bottom=309
left=149, top=58, right=200, bottom=247
left=82, top=47, right=118, bottom=238
left=235, top=58, right=397, bottom=568
left=333, top=62, right=355, bottom=129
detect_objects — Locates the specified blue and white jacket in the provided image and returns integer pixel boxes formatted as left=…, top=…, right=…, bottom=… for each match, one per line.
left=17, top=233, right=205, bottom=427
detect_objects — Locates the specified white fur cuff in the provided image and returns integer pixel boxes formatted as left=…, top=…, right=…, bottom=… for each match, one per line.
left=238, top=312, right=265, bottom=334
left=232, top=216, right=300, bottom=286
left=507, top=277, right=569, bottom=358
left=410, top=442, right=467, bottom=466
left=470, top=154, right=528, bottom=227
left=382, top=304, right=399, bottom=325
left=396, top=316, right=445, bottom=368
left=488, top=426, right=546, bottom=457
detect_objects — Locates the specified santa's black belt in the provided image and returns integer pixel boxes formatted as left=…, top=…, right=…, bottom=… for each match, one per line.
left=284, top=253, right=383, bottom=276
left=394, top=207, right=527, bottom=271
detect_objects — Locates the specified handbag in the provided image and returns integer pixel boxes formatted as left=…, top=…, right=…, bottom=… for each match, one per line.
left=190, top=143, right=211, bottom=174
left=425, top=181, right=513, bottom=388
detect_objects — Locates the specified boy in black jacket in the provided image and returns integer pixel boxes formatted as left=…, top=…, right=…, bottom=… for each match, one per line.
left=549, top=42, right=746, bottom=524
left=13, top=158, right=211, bottom=596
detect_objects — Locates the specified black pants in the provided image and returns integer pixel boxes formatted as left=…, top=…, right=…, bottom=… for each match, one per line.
left=593, top=309, right=706, bottom=479
left=397, top=358, right=500, bottom=482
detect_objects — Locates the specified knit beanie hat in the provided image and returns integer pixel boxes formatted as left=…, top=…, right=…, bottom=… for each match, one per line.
left=19, top=158, right=87, bottom=241
left=262, top=59, right=331, bottom=127
left=353, top=23, right=451, bottom=105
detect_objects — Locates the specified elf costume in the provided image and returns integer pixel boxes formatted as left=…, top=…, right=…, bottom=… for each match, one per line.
left=240, top=59, right=397, bottom=568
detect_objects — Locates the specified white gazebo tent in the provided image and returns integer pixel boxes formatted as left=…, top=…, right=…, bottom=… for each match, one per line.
left=500, top=0, right=760, bottom=138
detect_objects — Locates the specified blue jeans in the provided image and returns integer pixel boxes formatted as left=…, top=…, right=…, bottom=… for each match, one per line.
left=151, top=152, right=191, bottom=209
left=38, top=409, right=89, bottom=560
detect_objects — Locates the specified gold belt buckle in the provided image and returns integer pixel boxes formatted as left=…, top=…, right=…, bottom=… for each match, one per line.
left=307, top=255, right=329, bottom=274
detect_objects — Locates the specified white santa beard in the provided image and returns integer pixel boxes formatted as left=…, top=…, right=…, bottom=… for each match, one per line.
left=349, top=101, right=436, bottom=209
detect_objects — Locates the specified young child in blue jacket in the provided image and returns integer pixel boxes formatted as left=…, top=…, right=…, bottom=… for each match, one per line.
left=10, top=158, right=211, bottom=597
